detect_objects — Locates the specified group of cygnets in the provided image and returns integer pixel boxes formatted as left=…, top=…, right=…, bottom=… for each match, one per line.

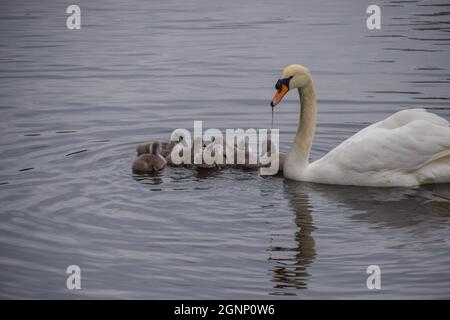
left=132, top=131, right=284, bottom=174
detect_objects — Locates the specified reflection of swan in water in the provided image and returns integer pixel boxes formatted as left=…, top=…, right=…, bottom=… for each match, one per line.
left=302, top=182, right=450, bottom=230
left=269, top=180, right=317, bottom=294
left=269, top=180, right=450, bottom=295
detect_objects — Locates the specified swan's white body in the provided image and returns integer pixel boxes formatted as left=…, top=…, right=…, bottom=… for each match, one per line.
left=274, top=65, right=450, bottom=187
left=286, top=108, right=450, bottom=187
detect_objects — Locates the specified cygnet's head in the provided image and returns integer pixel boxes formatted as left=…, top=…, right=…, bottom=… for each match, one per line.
left=151, top=141, right=162, bottom=155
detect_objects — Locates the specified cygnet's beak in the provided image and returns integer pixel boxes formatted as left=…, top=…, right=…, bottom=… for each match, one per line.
left=270, top=84, right=289, bottom=108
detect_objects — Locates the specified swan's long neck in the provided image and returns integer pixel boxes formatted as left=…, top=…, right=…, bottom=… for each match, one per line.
left=291, top=80, right=317, bottom=167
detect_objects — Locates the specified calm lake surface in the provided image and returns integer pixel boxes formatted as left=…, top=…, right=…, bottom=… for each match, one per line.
left=1, top=0, right=450, bottom=299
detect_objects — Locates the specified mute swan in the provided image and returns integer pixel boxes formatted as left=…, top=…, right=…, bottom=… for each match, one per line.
left=270, top=64, right=450, bottom=187
left=132, top=142, right=166, bottom=173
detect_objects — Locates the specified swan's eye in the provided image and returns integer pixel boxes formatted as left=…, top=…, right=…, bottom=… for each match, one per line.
left=275, top=76, right=293, bottom=92
left=275, top=79, right=282, bottom=92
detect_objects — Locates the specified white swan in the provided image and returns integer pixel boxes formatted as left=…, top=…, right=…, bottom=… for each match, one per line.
left=270, top=64, right=450, bottom=187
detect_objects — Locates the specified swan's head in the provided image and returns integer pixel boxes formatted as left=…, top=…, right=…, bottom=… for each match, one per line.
left=271, top=64, right=312, bottom=107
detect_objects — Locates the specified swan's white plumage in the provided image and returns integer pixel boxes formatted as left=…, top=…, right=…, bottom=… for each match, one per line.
left=275, top=64, right=450, bottom=187
left=304, top=109, right=450, bottom=186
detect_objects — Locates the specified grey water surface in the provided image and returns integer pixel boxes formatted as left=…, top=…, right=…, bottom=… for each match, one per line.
left=0, top=0, right=450, bottom=299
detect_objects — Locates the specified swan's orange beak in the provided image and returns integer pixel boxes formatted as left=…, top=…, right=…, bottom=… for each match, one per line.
left=270, top=84, right=289, bottom=108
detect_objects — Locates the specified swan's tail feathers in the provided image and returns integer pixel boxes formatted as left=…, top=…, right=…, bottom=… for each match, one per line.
left=416, top=152, right=450, bottom=185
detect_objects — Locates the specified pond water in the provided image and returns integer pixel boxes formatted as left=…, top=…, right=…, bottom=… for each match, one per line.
left=0, top=0, right=449, bottom=299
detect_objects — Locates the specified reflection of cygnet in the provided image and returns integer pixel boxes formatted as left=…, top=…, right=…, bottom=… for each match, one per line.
left=132, top=142, right=166, bottom=173
left=260, top=138, right=285, bottom=175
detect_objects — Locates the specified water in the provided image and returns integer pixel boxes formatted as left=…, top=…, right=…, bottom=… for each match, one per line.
left=0, top=0, right=450, bottom=299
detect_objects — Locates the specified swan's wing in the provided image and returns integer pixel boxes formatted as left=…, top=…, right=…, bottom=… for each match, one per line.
left=316, top=112, right=450, bottom=174
left=377, top=108, right=449, bottom=129
left=350, top=108, right=448, bottom=140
